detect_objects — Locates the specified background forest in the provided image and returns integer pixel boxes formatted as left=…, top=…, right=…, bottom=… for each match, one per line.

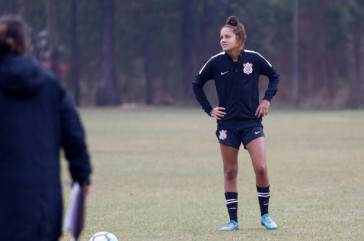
left=1, top=0, right=363, bottom=109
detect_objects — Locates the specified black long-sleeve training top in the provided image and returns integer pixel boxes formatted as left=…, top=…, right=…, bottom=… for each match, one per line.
left=192, top=49, right=280, bottom=129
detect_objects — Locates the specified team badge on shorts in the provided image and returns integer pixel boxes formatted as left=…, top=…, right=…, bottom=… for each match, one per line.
left=243, top=62, right=253, bottom=75
left=219, top=130, right=227, bottom=140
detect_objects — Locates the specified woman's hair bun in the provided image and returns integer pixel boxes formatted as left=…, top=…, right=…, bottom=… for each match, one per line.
left=226, top=16, right=239, bottom=26
left=0, top=15, right=29, bottom=56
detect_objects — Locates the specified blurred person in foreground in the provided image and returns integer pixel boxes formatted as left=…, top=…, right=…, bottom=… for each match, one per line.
left=0, top=15, right=91, bottom=241
left=192, top=16, right=279, bottom=231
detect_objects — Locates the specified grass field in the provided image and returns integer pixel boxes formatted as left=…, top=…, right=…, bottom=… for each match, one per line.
left=60, top=107, right=364, bottom=241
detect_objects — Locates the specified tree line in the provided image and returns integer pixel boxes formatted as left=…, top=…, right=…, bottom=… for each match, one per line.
left=1, top=0, right=363, bottom=109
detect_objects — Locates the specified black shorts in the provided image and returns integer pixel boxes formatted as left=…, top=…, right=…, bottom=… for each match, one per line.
left=216, top=127, right=265, bottom=150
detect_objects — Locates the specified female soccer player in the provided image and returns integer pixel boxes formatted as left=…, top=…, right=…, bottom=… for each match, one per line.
left=0, top=15, right=91, bottom=240
left=192, top=16, right=279, bottom=231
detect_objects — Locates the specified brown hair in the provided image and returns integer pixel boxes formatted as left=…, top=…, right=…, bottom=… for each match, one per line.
left=0, top=15, right=29, bottom=56
left=223, top=16, right=247, bottom=50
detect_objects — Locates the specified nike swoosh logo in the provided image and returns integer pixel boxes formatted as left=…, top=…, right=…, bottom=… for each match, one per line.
left=255, top=131, right=261, bottom=134
left=221, top=71, right=229, bottom=75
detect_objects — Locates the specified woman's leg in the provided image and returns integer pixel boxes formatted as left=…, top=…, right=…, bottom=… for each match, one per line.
left=220, top=143, right=239, bottom=192
left=246, top=137, right=277, bottom=229
left=219, top=144, right=240, bottom=230
left=246, top=137, right=268, bottom=187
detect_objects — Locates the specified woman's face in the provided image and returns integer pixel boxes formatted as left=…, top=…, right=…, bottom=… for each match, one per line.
left=220, top=27, right=239, bottom=52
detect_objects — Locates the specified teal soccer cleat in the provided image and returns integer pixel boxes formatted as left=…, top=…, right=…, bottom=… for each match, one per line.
left=220, top=220, right=240, bottom=231
left=261, top=213, right=278, bottom=230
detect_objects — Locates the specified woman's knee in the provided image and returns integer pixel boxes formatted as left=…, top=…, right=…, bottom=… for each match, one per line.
left=224, top=167, right=238, bottom=181
left=255, top=164, right=267, bottom=177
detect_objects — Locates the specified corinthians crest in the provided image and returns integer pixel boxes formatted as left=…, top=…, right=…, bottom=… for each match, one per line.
left=243, top=62, right=253, bottom=75
left=219, top=130, right=227, bottom=140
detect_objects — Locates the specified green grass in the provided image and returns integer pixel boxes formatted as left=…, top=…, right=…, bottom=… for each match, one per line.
left=60, top=108, right=364, bottom=241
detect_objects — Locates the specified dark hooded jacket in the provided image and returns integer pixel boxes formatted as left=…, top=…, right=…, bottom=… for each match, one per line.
left=0, top=55, right=91, bottom=241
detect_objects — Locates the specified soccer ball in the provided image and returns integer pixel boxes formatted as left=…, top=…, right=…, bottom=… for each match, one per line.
left=89, top=231, right=118, bottom=241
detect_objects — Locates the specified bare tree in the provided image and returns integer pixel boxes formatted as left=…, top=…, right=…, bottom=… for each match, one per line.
left=345, top=33, right=360, bottom=108
left=71, top=0, right=80, bottom=106
left=180, top=0, right=195, bottom=100
left=46, top=0, right=60, bottom=78
left=359, top=34, right=364, bottom=104
left=143, top=31, right=153, bottom=105
left=292, top=0, right=299, bottom=104
left=96, top=0, right=120, bottom=106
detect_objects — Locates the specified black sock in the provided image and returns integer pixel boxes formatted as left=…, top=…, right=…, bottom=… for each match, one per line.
left=225, top=192, right=238, bottom=222
left=257, top=185, right=270, bottom=216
